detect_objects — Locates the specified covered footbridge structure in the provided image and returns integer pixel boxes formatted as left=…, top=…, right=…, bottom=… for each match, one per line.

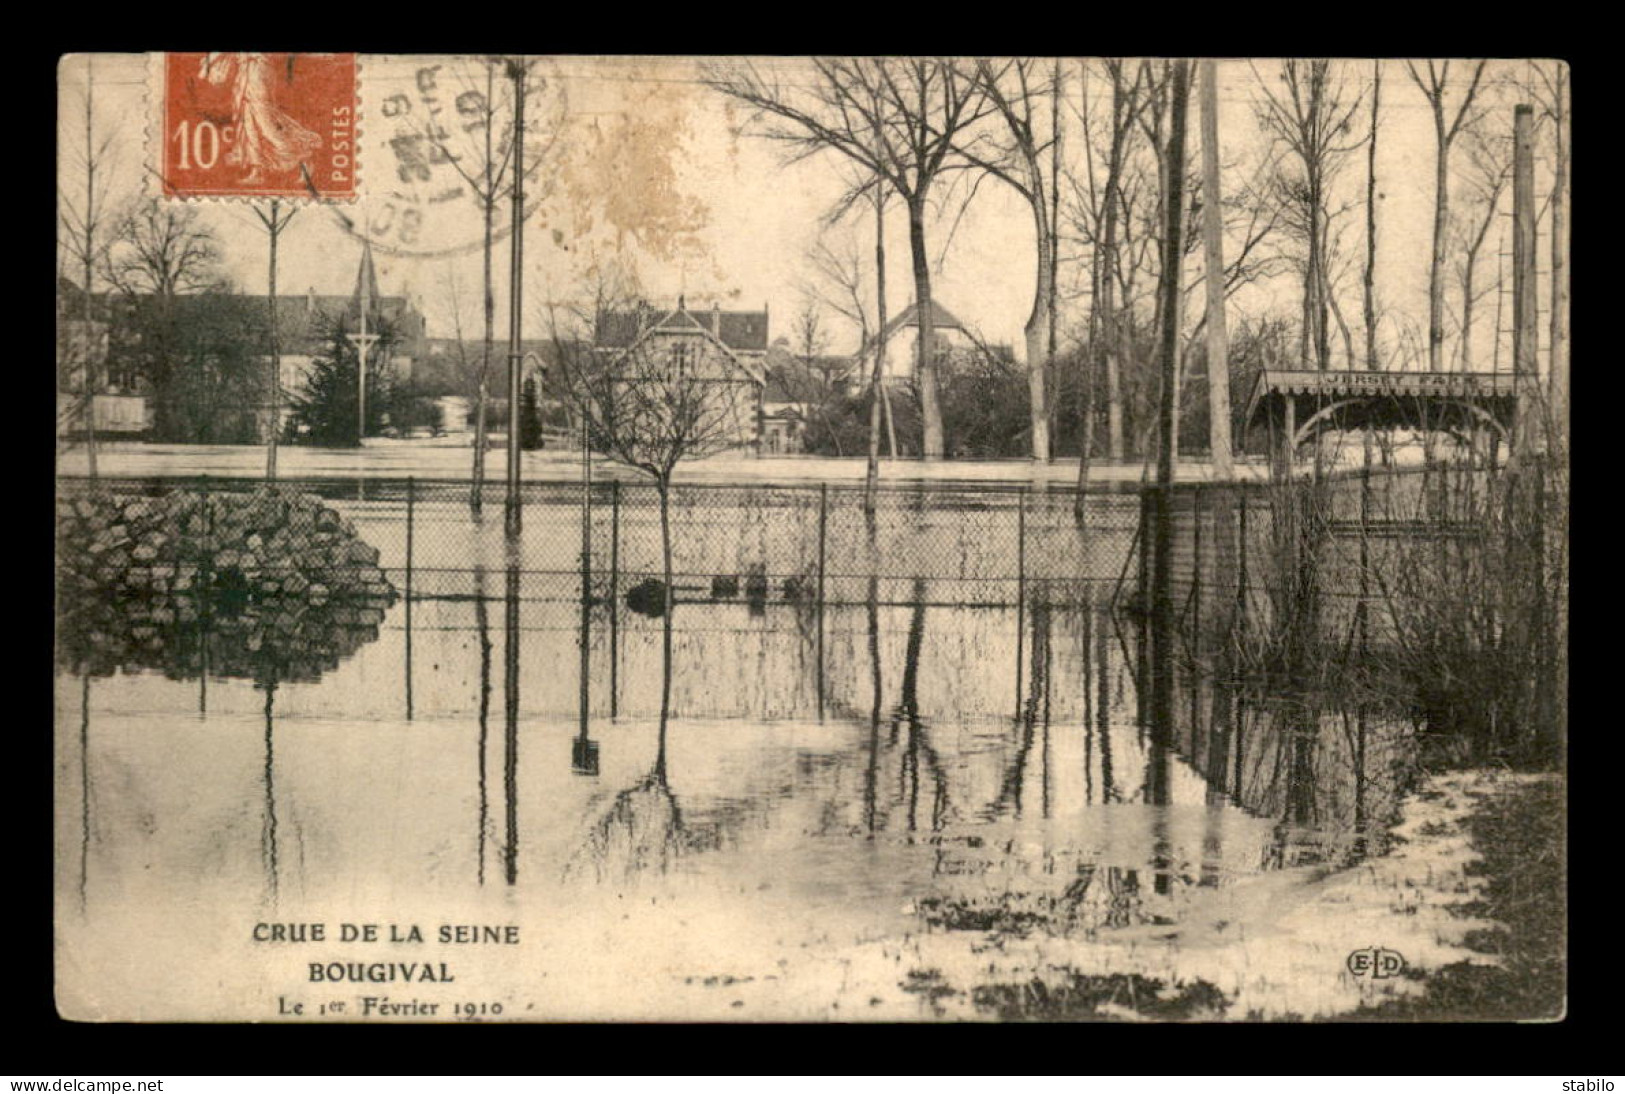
left=1244, top=369, right=1522, bottom=475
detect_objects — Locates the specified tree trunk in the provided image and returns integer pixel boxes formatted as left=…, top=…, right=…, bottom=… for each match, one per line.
left=82, top=268, right=98, bottom=480
left=1149, top=59, right=1191, bottom=746
left=866, top=188, right=887, bottom=511
left=1198, top=59, right=1232, bottom=477
left=1364, top=62, right=1381, bottom=371
left=1047, top=59, right=1063, bottom=451
left=266, top=211, right=280, bottom=481
left=1101, top=158, right=1125, bottom=463
left=1073, top=340, right=1097, bottom=523
left=472, top=61, right=498, bottom=514
left=473, top=197, right=493, bottom=514
left=907, top=197, right=944, bottom=459
left=1428, top=113, right=1449, bottom=373
left=1024, top=207, right=1052, bottom=462
left=657, top=475, right=674, bottom=618
left=1024, top=190, right=1052, bottom=462
left=1548, top=67, right=1569, bottom=444
left=1461, top=261, right=1477, bottom=371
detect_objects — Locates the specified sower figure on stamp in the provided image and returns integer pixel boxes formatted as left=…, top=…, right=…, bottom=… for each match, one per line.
left=200, top=52, right=322, bottom=185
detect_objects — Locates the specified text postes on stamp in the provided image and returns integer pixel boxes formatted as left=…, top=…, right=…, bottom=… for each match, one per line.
left=160, top=52, right=358, bottom=201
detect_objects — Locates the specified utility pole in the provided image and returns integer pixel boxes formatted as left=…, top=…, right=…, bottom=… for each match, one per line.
left=254, top=200, right=298, bottom=480
left=1199, top=58, right=1233, bottom=479
left=1512, top=103, right=1539, bottom=459
left=1149, top=59, right=1191, bottom=740
left=505, top=56, right=528, bottom=539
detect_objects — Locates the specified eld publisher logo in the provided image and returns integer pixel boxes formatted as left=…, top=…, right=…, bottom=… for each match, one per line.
left=1346, top=946, right=1407, bottom=979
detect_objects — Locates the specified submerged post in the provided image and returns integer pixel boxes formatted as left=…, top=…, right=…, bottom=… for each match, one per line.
left=817, top=482, right=828, bottom=722
left=405, top=476, right=415, bottom=721
left=609, top=478, right=620, bottom=719
left=1015, top=484, right=1028, bottom=721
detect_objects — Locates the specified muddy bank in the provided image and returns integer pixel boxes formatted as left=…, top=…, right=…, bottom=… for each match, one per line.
left=846, top=769, right=1560, bottom=1022
left=1345, top=773, right=1564, bottom=1022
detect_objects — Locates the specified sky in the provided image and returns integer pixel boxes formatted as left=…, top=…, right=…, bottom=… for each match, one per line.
left=57, top=55, right=1562, bottom=366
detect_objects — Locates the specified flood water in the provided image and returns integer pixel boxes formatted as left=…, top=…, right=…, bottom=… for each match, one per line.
left=54, top=486, right=1484, bottom=1022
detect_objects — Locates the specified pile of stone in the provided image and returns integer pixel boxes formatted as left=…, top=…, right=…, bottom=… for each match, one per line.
left=57, top=485, right=398, bottom=606
left=56, top=485, right=397, bottom=683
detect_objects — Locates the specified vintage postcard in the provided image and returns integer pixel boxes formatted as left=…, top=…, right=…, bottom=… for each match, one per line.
left=55, top=54, right=1567, bottom=1022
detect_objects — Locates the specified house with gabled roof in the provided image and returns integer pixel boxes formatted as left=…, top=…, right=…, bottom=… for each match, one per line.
left=860, top=299, right=975, bottom=385
left=593, top=296, right=771, bottom=454
left=78, top=243, right=430, bottom=441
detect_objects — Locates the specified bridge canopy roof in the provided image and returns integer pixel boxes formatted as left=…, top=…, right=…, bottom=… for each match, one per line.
left=1245, top=369, right=1519, bottom=441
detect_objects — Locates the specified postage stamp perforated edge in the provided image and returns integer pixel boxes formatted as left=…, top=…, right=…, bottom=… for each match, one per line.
left=148, top=51, right=363, bottom=206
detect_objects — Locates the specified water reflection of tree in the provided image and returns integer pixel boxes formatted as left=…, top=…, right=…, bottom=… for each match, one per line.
left=895, top=579, right=956, bottom=835
left=502, top=557, right=521, bottom=886
left=258, top=665, right=280, bottom=902
left=474, top=563, right=493, bottom=886
left=989, top=597, right=1053, bottom=820
left=567, top=611, right=718, bottom=883
left=864, top=575, right=882, bottom=836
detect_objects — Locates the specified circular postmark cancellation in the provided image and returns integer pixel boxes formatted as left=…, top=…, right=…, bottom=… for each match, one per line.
left=327, top=56, right=568, bottom=260
left=159, top=52, right=359, bottom=202
left=156, top=53, right=567, bottom=262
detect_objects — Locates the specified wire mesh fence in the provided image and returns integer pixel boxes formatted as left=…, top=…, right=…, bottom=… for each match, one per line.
left=56, top=475, right=1142, bottom=613
left=1145, top=458, right=1568, bottom=764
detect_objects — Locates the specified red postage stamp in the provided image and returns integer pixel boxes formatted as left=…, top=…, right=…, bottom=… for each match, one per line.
left=159, top=52, right=358, bottom=201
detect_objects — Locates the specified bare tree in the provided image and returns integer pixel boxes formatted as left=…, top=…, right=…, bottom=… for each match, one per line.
left=1528, top=61, right=1569, bottom=439
left=957, top=57, right=1063, bottom=460
left=1252, top=59, right=1367, bottom=372
left=99, top=198, right=228, bottom=443
left=58, top=55, right=121, bottom=479
left=415, top=57, right=564, bottom=512
left=1198, top=59, right=1232, bottom=477
left=1068, top=58, right=1147, bottom=478
left=1406, top=59, right=1489, bottom=373
left=1363, top=60, right=1382, bottom=371
left=777, top=298, right=846, bottom=454
left=1452, top=123, right=1511, bottom=372
left=549, top=300, right=756, bottom=617
left=805, top=185, right=903, bottom=486
left=105, top=201, right=221, bottom=297
left=251, top=201, right=298, bottom=480
left=707, top=57, right=992, bottom=459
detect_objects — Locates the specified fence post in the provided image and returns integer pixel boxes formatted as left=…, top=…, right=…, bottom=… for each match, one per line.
left=1236, top=486, right=1249, bottom=645
left=1192, top=487, right=1203, bottom=652
left=1015, top=485, right=1028, bottom=722
left=609, top=478, right=621, bottom=719
left=199, top=473, right=210, bottom=715
left=405, top=476, right=415, bottom=721
left=1138, top=487, right=1153, bottom=610
left=581, top=467, right=593, bottom=607
left=817, top=482, right=828, bottom=722
left=1017, top=484, right=1028, bottom=605
left=818, top=482, right=828, bottom=607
